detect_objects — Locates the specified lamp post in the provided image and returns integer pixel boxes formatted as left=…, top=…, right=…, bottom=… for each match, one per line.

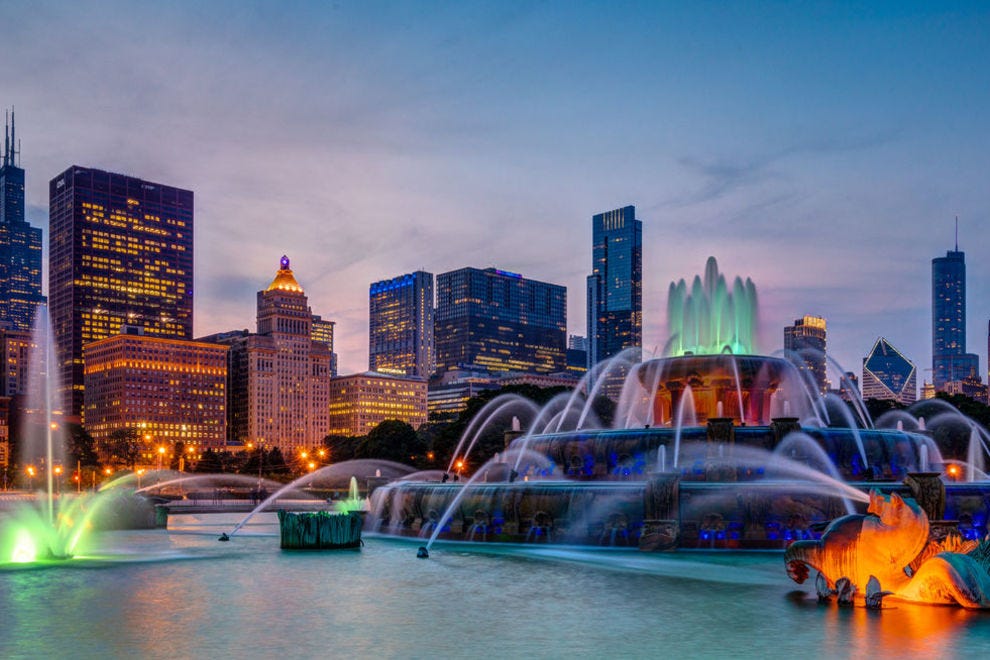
left=157, top=446, right=166, bottom=472
left=26, top=465, right=36, bottom=491
left=53, top=465, right=63, bottom=495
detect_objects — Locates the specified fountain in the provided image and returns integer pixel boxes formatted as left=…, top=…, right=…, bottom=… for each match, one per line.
left=0, top=306, right=160, bottom=564
left=367, top=258, right=990, bottom=579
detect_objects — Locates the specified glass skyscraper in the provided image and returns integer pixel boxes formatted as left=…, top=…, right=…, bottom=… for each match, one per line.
left=435, top=267, right=565, bottom=375
left=932, top=245, right=978, bottom=390
left=49, top=166, right=194, bottom=417
left=369, top=271, right=435, bottom=378
left=586, top=205, right=642, bottom=369
left=0, top=109, right=45, bottom=332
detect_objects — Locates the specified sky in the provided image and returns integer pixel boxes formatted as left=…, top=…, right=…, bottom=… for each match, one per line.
left=3, top=1, right=989, bottom=383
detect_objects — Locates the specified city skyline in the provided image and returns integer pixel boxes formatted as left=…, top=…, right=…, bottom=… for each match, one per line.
left=3, top=2, right=989, bottom=381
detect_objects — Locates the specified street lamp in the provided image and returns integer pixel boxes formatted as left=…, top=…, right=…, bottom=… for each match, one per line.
left=53, top=466, right=63, bottom=495
left=25, top=465, right=36, bottom=490
left=157, top=446, right=166, bottom=472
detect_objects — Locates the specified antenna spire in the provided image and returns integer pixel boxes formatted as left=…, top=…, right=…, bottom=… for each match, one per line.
left=10, top=107, right=16, bottom=167
left=3, top=109, right=8, bottom=168
left=955, top=215, right=959, bottom=252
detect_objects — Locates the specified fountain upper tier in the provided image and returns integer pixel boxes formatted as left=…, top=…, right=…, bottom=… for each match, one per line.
left=634, top=353, right=814, bottom=426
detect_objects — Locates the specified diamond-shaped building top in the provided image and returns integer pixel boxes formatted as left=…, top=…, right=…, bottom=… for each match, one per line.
left=862, top=337, right=917, bottom=405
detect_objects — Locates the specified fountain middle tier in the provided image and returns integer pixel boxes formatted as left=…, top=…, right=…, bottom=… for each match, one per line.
left=629, top=354, right=817, bottom=427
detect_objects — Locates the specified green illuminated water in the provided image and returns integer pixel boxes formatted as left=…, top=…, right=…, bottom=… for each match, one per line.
left=667, top=257, right=758, bottom=357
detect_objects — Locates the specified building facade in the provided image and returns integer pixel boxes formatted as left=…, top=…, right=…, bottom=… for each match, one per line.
left=0, top=110, right=45, bottom=332
left=932, top=246, right=979, bottom=390
left=201, top=257, right=331, bottom=453
left=369, top=271, right=435, bottom=379
left=862, top=337, right=917, bottom=405
left=587, top=205, right=642, bottom=368
left=49, top=166, right=193, bottom=418
left=784, top=315, right=828, bottom=395
left=435, top=267, right=566, bottom=376
left=327, top=372, right=427, bottom=436
left=311, top=314, right=337, bottom=377
left=0, top=328, right=33, bottom=398
left=83, top=329, right=227, bottom=460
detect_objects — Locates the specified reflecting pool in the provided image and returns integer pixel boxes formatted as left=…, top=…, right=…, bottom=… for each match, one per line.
left=1, top=512, right=989, bottom=658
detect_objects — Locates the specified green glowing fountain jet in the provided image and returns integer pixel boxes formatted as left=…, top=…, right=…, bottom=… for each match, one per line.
left=666, top=257, right=758, bottom=357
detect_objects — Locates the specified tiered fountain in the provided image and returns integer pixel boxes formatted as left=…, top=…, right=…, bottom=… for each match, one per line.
left=368, top=258, right=990, bottom=563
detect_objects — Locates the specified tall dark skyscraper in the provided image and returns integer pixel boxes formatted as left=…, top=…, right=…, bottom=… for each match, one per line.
left=0, top=109, right=45, bottom=332
left=586, top=205, right=642, bottom=369
left=369, top=271, right=435, bottom=378
left=784, top=315, right=828, bottom=394
left=932, top=237, right=978, bottom=390
left=435, top=267, right=565, bottom=376
left=49, top=166, right=193, bottom=417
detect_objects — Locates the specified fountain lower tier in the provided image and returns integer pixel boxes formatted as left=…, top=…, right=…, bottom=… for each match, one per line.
left=368, top=479, right=989, bottom=551
left=520, top=424, right=932, bottom=483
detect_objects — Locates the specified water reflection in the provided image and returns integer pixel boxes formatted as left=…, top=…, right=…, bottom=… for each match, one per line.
left=811, top=594, right=990, bottom=656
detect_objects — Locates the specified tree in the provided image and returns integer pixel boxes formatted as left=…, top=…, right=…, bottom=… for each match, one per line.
left=65, top=423, right=101, bottom=469
left=194, top=448, right=222, bottom=473
left=265, top=447, right=290, bottom=476
left=323, top=435, right=362, bottom=463
left=356, top=420, right=425, bottom=465
left=108, top=428, right=141, bottom=469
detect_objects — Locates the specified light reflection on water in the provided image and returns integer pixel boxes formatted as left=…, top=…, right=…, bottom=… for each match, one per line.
left=1, top=525, right=989, bottom=658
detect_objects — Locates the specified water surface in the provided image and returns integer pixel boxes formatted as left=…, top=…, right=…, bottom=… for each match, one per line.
left=2, top=513, right=989, bottom=658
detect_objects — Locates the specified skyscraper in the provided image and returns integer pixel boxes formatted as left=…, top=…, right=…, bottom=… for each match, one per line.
left=200, top=257, right=331, bottom=452
left=435, top=267, right=566, bottom=375
left=784, top=315, right=827, bottom=394
left=587, top=205, right=642, bottom=368
left=932, top=238, right=979, bottom=390
left=862, top=337, right=917, bottom=405
left=0, top=109, right=45, bottom=332
left=49, top=166, right=193, bottom=417
left=369, top=271, right=435, bottom=378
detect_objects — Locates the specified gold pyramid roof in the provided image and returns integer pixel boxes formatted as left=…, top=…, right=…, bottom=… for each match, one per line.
left=266, top=255, right=303, bottom=293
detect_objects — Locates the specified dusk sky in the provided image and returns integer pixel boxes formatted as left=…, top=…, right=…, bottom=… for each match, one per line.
left=4, top=1, right=989, bottom=382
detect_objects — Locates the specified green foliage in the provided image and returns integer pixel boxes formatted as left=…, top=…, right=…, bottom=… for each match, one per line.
left=356, top=419, right=425, bottom=466
left=107, top=428, right=141, bottom=469
left=66, top=423, right=100, bottom=468
left=194, top=448, right=222, bottom=473
left=323, top=435, right=362, bottom=463
left=863, top=398, right=905, bottom=420
left=265, top=447, right=290, bottom=475
left=936, top=393, right=990, bottom=429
